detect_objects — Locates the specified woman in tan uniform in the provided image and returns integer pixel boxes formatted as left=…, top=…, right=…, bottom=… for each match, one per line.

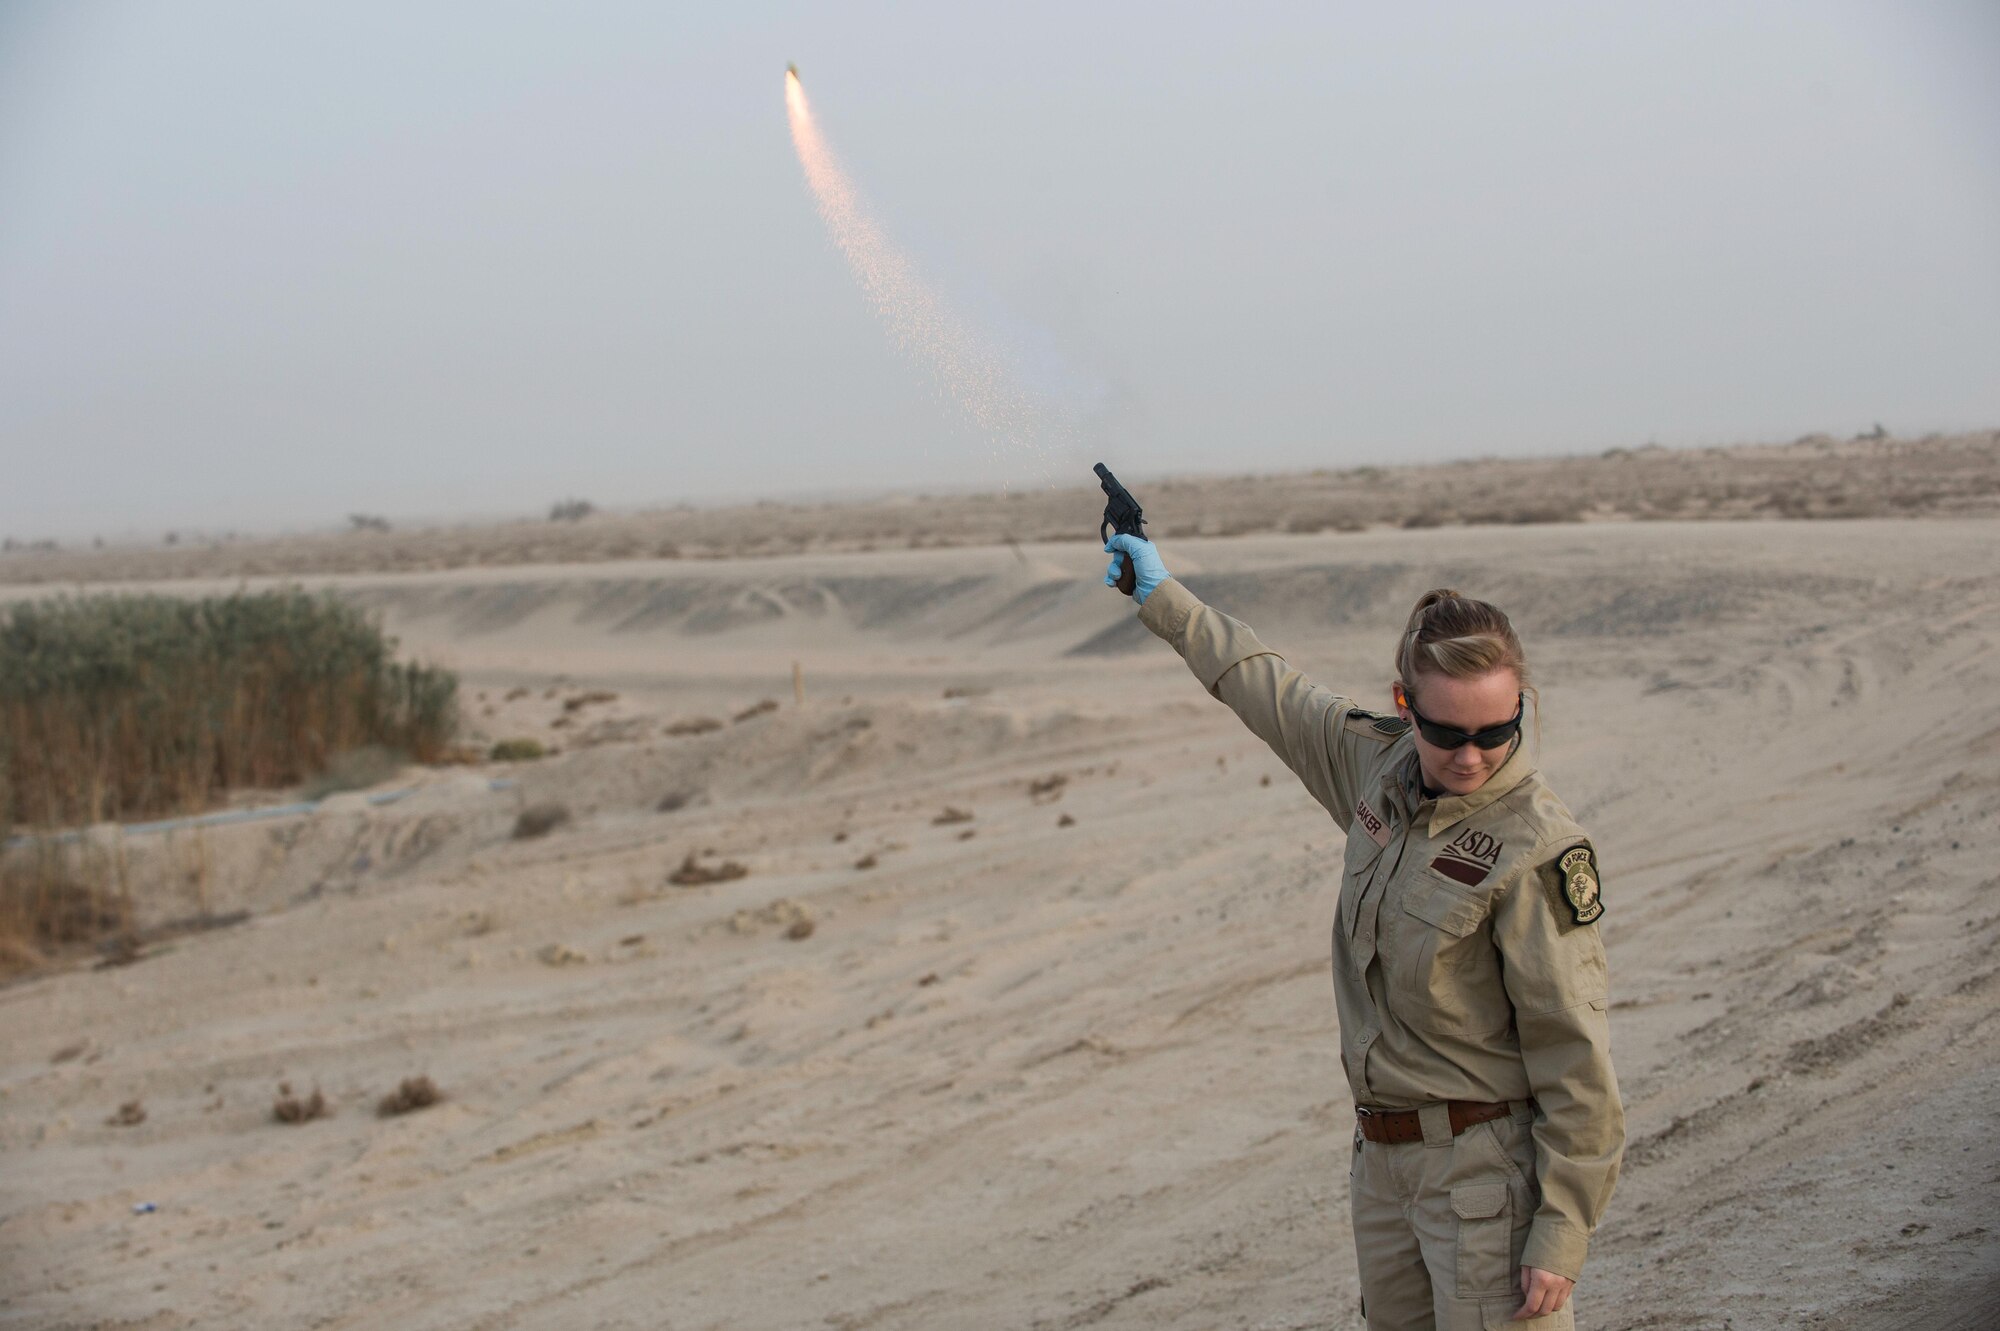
left=1104, top=534, right=1623, bottom=1330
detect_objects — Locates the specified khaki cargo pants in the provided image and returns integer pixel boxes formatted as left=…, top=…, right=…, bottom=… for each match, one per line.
left=1349, top=1103, right=1574, bottom=1330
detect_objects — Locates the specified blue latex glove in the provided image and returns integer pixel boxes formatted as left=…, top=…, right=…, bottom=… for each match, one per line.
left=1103, top=534, right=1170, bottom=605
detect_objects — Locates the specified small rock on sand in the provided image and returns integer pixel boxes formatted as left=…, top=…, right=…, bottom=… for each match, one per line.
left=729, top=898, right=814, bottom=939
left=669, top=852, right=749, bottom=886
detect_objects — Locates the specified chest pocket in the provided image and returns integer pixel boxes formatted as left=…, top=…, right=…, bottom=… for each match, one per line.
left=1390, top=875, right=1508, bottom=1034
left=1404, top=879, right=1486, bottom=937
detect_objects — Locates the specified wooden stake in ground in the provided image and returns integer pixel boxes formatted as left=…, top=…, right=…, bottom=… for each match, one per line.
left=792, top=661, right=805, bottom=708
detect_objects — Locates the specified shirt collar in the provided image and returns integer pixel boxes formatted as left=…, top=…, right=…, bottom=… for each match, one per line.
left=1393, top=738, right=1537, bottom=838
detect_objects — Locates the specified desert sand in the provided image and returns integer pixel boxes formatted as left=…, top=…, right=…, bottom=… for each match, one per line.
left=3, top=514, right=1998, bottom=1329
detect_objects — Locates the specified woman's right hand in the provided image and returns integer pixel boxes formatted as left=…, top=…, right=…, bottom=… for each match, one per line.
left=1512, top=1266, right=1575, bottom=1319
left=1103, top=535, right=1170, bottom=604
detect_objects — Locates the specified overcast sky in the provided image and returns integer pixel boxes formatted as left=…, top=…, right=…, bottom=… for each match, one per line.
left=2, top=2, right=1996, bottom=541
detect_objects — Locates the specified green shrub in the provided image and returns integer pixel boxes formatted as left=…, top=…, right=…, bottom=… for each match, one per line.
left=489, top=738, right=546, bottom=762
left=0, top=588, right=457, bottom=828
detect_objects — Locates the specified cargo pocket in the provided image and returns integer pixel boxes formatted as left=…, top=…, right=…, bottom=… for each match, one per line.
left=1451, top=1181, right=1513, bottom=1299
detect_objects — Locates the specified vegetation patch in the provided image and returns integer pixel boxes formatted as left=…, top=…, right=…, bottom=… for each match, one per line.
left=0, top=591, right=451, bottom=976
left=0, top=589, right=456, bottom=829
left=272, top=1082, right=330, bottom=1124
left=377, top=1075, right=443, bottom=1117
left=0, top=838, right=133, bottom=981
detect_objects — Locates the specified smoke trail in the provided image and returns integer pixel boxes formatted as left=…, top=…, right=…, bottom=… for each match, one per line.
left=784, top=68, right=1052, bottom=471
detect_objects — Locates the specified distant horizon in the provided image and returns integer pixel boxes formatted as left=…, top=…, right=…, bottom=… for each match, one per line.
left=8, top=419, right=1988, bottom=550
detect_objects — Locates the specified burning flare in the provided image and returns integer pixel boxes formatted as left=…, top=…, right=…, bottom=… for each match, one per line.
left=784, top=66, right=1038, bottom=461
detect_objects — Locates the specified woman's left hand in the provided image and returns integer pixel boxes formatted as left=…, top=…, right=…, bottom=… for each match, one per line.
left=1511, top=1266, right=1574, bottom=1319
left=1102, top=535, right=1170, bottom=604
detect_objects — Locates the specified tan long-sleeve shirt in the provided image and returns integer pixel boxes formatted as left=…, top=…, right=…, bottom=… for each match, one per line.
left=1138, top=577, right=1624, bottom=1281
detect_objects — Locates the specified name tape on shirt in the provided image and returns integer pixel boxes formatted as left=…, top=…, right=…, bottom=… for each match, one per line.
left=1354, top=797, right=1390, bottom=848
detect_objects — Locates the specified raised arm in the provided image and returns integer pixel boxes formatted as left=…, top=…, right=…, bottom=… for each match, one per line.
left=1106, top=538, right=1388, bottom=831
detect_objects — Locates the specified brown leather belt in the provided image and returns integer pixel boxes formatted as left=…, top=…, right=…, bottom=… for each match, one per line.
left=1354, top=1099, right=1524, bottom=1145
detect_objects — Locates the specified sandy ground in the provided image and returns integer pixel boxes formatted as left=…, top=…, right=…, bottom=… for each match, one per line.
left=3, top=517, right=1998, bottom=1329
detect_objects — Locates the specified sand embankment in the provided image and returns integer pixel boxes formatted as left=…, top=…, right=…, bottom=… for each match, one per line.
left=2, top=518, right=1997, bottom=1329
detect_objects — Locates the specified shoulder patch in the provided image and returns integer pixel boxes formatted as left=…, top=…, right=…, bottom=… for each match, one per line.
left=1372, top=716, right=1411, bottom=737
left=1555, top=845, right=1604, bottom=925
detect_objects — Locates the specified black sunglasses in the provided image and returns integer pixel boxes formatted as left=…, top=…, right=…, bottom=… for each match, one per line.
left=1400, top=691, right=1524, bottom=751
